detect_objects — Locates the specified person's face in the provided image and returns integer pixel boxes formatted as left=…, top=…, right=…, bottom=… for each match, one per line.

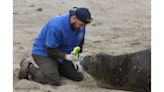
left=70, top=15, right=87, bottom=31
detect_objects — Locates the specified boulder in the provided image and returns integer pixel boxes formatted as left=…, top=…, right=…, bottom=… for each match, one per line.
left=81, top=48, right=151, bottom=92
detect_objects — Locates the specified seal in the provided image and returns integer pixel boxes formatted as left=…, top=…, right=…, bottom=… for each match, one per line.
left=81, top=48, right=151, bottom=92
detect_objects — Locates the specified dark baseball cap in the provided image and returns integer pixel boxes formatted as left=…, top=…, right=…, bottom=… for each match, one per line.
left=69, top=7, right=93, bottom=24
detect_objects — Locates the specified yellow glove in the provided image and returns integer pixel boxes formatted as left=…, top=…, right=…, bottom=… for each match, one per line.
left=72, top=46, right=80, bottom=57
left=71, top=46, right=82, bottom=72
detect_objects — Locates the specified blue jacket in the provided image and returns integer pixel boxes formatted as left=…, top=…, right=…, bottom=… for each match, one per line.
left=32, top=14, right=86, bottom=57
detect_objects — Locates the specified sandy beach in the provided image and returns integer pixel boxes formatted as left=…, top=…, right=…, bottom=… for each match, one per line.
left=13, top=0, right=151, bottom=92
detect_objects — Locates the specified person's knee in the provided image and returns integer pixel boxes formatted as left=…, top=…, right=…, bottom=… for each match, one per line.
left=75, top=75, right=84, bottom=81
left=71, top=73, right=84, bottom=81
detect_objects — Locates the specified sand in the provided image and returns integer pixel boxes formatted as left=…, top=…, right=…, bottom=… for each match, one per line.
left=13, top=0, right=150, bottom=92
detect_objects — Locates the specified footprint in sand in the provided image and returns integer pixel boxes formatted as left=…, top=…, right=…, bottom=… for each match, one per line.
left=30, top=38, right=35, bottom=42
left=110, top=35, right=120, bottom=39
left=24, top=12, right=29, bottom=14
left=13, top=12, right=19, bottom=14
left=93, top=41, right=102, bottom=43
left=14, top=42, right=21, bottom=45
left=13, top=68, right=19, bottom=84
left=29, top=5, right=35, bottom=7
left=133, top=39, right=139, bottom=41
left=112, top=27, right=122, bottom=31
left=145, top=45, right=151, bottom=48
left=58, top=13, right=62, bottom=16
left=100, top=8, right=105, bottom=13
left=91, top=22, right=102, bottom=27
left=61, top=2, right=65, bottom=4
left=130, top=42, right=141, bottom=45
left=100, top=8, right=104, bottom=11
left=18, top=46, right=24, bottom=50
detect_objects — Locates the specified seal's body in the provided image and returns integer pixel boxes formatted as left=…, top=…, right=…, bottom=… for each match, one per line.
left=81, top=48, right=151, bottom=92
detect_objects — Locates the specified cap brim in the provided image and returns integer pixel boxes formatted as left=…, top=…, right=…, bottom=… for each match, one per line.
left=69, top=10, right=76, bottom=16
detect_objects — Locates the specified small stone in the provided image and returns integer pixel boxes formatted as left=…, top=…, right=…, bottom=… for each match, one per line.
left=13, top=12, right=19, bottom=14
left=36, top=8, right=42, bottom=11
left=110, top=52, right=115, bottom=54
left=130, top=42, right=141, bottom=45
left=58, top=13, right=62, bottom=16
left=61, top=2, right=65, bottom=4
left=45, top=90, right=51, bottom=92
left=19, top=46, right=24, bottom=50
left=93, top=41, right=101, bottom=43
left=92, top=23, right=97, bottom=26
left=24, top=12, right=28, bottom=14
left=29, top=5, right=35, bottom=7
left=100, top=8, right=104, bottom=11
left=14, top=42, right=21, bottom=45
left=92, top=22, right=102, bottom=26
left=97, top=22, right=102, bottom=25
left=47, top=90, right=51, bottom=92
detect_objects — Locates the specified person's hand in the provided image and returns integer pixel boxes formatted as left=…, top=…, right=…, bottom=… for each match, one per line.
left=65, top=54, right=78, bottom=62
left=72, top=60, right=82, bottom=72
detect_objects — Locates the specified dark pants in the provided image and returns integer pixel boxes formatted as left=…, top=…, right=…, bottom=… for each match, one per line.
left=28, top=55, right=84, bottom=86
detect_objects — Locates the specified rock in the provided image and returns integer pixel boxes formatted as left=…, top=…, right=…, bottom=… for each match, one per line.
left=14, top=42, right=21, bottom=45
left=58, top=13, right=62, bottom=16
left=93, top=41, right=102, bottom=43
left=24, top=12, right=29, bottom=14
left=91, top=22, right=102, bottom=26
left=130, top=42, right=141, bottom=45
left=36, top=8, right=42, bottom=11
left=19, top=46, right=24, bottom=50
left=81, top=48, right=151, bottom=92
left=92, top=23, right=97, bottom=26
left=29, top=5, right=35, bottom=7
left=13, top=12, right=19, bottom=14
